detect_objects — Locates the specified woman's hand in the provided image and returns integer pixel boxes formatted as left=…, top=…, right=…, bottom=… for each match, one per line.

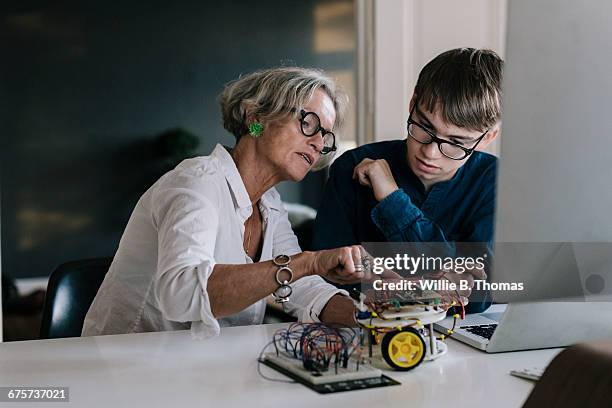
left=311, top=246, right=366, bottom=284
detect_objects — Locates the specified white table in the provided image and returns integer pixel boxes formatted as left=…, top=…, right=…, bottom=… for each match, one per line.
left=0, top=317, right=561, bottom=408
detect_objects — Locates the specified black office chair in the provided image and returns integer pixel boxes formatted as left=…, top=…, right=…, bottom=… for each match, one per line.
left=39, top=257, right=112, bottom=339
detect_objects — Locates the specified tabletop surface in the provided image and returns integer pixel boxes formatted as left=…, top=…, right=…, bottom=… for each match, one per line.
left=0, top=310, right=561, bottom=408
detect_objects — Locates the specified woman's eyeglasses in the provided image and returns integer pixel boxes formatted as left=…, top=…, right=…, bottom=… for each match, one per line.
left=298, top=109, right=337, bottom=155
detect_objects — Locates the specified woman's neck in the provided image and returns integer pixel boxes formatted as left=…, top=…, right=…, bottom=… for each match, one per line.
left=230, top=137, right=280, bottom=205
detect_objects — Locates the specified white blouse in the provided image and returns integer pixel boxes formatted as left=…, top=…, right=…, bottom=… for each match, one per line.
left=82, top=144, right=346, bottom=338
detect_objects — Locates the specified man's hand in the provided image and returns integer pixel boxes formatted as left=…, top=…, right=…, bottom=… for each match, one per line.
left=353, top=158, right=399, bottom=201
left=427, top=266, right=487, bottom=305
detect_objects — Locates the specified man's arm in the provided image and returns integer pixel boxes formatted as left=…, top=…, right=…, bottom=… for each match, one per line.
left=352, top=157, right=496, bottom=250
left=371, top=189, right=494, bottom=244
left=312, top=156, right=360, bottom=250
left=319, top=294, right=357, bottom=326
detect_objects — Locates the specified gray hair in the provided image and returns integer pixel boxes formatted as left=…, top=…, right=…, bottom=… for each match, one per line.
left=219, top=66, right=348, bottom=170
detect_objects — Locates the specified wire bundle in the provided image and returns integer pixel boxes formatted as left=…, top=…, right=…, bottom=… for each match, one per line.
left=269, top=322, right=362, bottom=373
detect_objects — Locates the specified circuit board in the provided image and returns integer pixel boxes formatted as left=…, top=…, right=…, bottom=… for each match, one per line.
left=261, top=353, right=400, bottom=393
left=262, top=353, right=381, bottom=384
left=395, top=289, right=442, bottom=304
left=367, top=288, right=442, bottom=305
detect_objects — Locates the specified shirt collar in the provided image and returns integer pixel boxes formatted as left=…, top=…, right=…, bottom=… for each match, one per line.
left=260, top=190, right=282, bottom=212
left=210, top=144, right=282, bottom=213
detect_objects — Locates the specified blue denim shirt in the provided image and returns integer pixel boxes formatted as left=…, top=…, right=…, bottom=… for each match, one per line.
left=312, top=139, right=497, bottom=312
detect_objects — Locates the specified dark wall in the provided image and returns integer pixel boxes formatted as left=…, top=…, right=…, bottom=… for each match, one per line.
left=0, top=0, right=355, bottom=279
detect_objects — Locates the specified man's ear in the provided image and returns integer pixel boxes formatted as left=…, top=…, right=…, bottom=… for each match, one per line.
left=476, top=124, right=501, bottom=151
left=409, top=92, right=417, bottom=112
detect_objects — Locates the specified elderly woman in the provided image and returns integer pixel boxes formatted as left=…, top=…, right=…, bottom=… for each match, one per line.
left=82, top=67, right=363, bottom=338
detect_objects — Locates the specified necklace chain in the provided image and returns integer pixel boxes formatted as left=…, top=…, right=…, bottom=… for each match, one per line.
left=244, top=215, right=252, bottom=254
left=245, top=204, right=258, bottom=255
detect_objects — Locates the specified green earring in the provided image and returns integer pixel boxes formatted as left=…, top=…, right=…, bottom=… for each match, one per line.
left=248, top=121, right=264, bottom=137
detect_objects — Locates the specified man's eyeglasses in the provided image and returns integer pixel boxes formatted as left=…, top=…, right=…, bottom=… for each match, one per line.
left=407, top=106, right=489, bottom=160
left=298, top=109, right=337, bottom=155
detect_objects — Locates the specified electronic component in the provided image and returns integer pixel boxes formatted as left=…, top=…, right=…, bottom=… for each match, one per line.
left=262, top=353, right=381, bottom=384
left=258, top=278, right=466, bottom=392
left=257, top=323, right=400, bottom=393
left=510, top=367, right=544, bottom=381
left=353, top=284, right=463, bottom=371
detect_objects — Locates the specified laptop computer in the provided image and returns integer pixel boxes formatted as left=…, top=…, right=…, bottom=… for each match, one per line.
left=433, top=242, right=612, bottom=352
left=434, top=302, right=612, bottom=353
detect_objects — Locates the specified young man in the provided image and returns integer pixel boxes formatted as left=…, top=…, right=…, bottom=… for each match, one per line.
left=312, top=48, right=503, bottom=311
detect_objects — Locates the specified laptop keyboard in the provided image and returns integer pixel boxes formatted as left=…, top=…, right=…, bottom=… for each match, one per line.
left=460, top=324, right=498, bottom=340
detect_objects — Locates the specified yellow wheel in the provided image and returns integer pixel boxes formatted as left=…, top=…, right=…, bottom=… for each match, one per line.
left=381, top=328, right=426, bottom=371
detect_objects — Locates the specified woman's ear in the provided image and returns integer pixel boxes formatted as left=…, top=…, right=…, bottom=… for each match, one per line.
left=245, top=111, right=257, bottom=126
left=243, top=108, right=265, bottom=137
left=241, top=101, right=259, bottom=126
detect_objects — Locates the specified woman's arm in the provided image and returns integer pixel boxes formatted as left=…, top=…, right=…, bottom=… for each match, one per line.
left=207, top=253, right=313, bottom=318
left=208, top=247, right=364, bottom=318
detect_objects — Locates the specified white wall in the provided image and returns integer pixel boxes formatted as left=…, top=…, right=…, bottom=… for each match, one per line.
left=372, top=0, right=507, bottom=152
left=496, top=0, right=612, bottom=242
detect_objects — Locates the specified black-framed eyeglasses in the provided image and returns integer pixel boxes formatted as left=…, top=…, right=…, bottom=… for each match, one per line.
left=298, top=109, right=337, bottom=155
left=407, top=106, right=489, bottom=160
